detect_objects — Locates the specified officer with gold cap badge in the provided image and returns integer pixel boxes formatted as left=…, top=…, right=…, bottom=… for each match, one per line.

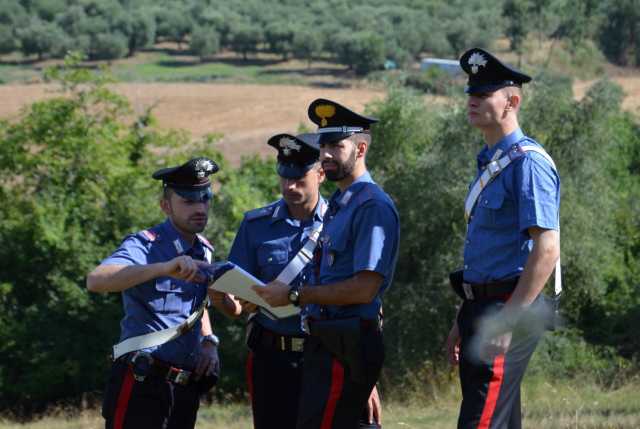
left=87, top=157, right=238, bottom=429
left=255, top=100, right=400, bottom=429
left=446, top=48, right=561, bottom=429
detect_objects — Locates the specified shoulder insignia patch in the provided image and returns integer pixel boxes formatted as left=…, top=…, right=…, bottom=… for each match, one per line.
left=197, top=233, right=215, bottom=251
left=245, top=203, right=277, bottom=221
left=139, top=229, right=157, bottom=242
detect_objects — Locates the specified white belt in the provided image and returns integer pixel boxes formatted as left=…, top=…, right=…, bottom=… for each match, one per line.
left=112, top=297, right=209, bottom=360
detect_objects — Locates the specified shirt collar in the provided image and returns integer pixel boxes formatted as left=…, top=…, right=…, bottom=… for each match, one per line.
left=270, top=196, right=328, bottom=224
left=329, top=171, right=374, bottom=209
left=160, top=218, right=200, bottom=257
left=477, top=128, right=525, bottom=169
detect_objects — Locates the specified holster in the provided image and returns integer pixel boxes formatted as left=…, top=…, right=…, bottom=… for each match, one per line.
left=449, top=270, right=464, bottom=299
left=308, top=317, right=366, bottom=384
left=539, top=293, right=561, bottom=331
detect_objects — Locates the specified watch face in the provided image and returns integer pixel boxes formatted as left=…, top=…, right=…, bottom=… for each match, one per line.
left=288, top=289, right=299, bottom=305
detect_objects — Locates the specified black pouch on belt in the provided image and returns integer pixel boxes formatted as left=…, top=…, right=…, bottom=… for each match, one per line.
left=540, top=293, right=561, bottom=331
left=449, top=270, right=465, bottom=299
left=308, top=317, right=366, bottom=384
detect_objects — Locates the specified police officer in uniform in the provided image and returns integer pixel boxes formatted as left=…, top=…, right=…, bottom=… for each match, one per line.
left=87, top=157, right=238, bottom=429
left=256, top=99, right=399, bottom=429
left=446, top=49, right=561, bottom=429
left=227, top=132, right=326, bottom=429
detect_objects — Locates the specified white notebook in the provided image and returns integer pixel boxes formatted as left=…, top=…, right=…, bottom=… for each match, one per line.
left=209, top=265, right=300, bottom=319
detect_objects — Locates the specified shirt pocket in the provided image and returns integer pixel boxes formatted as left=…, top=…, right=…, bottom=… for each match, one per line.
left=476, top=189, right=513, bottom=228
left=257, top=242, right=289, bottom=280
left=155, top=278, right=192, bottom=314
left=322, top=231, right=350, bottom=270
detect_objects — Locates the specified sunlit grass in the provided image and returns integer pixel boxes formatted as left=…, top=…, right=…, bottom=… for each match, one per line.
left=2, top=377, right=638, bottom=429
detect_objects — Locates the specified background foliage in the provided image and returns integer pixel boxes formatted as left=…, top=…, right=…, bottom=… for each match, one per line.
left=0, top=52, right=638, bottom=413
left=0, top=0, right=637, bottom=74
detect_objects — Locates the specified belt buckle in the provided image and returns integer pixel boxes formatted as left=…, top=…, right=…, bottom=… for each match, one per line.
left=291, top=338, right=304, bottom=352
left=462, top=283, right=475, bottom=300
left=168, top=368, right=190, bottom=386
left=487, top=160, right=501, bottom=177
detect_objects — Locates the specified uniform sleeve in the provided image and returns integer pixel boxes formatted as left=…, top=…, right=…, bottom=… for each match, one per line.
left=228, top=218, right=257, bottom=273
left=514, top=153, right=560, bottom=232
left=101, top=235, right=149, bottom=266
left=351, top=201, right=399, bottom=279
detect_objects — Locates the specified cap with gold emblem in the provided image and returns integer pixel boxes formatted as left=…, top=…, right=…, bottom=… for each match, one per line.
left=152, top=157, right=218, bottom=201
left=459, top=48, right=532, bottom=94
left=267, top=133, right=320, bottom=179
left=307, top=98, right=378, bottom=146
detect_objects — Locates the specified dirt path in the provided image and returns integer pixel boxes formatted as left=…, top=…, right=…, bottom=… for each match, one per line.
left=0, top=83, right=384, bottom=165
left=0, top=79, right=637, bottom=165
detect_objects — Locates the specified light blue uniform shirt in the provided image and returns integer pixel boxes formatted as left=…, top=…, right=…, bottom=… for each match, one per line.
left=228, top=198, right=326, bottom=336
left=305, top=171, right=400, bottom=321
left=463, top=128, right=560, bottom=283
left=102, top=219, right=211, bottom=370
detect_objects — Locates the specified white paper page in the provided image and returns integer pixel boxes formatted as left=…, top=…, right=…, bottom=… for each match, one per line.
left=209, top=265, right=299, bottom=319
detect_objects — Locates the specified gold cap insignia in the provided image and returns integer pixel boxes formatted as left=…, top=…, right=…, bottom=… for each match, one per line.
left=315, top=104, right=336, bottom=127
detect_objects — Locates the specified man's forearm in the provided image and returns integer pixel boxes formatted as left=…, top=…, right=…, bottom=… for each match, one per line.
left=86, top=263, right=167, bottom=293
left=299, top=271, right=382, bottom=306
left=201, top=309, right=213, bottom=336
left=506, top=229, right=560, bottom=310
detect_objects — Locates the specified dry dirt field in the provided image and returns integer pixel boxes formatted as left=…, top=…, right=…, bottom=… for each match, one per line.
left=0, top=78, right=637, bottom=164
left=0, top=83, right=384, bottom=165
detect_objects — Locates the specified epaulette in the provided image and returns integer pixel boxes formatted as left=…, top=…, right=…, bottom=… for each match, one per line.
left=245, top=202, right=278, bottom=221
left=197, top=233, right=214, bottom=251
left=136, top=229, right=158, bottom=242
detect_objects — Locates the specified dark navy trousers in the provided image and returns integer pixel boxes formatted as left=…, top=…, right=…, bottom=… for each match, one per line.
left=102, top=359, right=201, bottom=429
left=296, top=329, right=384, bottom=429
left=456, top=297, right=545, bottom=429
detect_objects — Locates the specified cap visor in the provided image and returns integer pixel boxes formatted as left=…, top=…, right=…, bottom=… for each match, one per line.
left=465, top=82, right=518, bottom=94
left=172, top=187, right=213, bottom=202
left=277, top=163, right=314, bottom=179
left=318, top=132, right=354, bottom=145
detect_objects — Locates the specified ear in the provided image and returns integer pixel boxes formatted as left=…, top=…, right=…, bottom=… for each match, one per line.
left=316, top=165, right=326, bottom=184
left=354, top=138, right=368, bottom=159
left=506, top=92, right=521, bottom=111
left=160, top=197, right=171, bottom=216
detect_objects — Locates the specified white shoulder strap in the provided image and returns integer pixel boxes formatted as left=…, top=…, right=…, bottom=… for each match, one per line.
left=463, top=145, right=562, bottom=296
left=112, top=296, right=208, bottom=360
left=112, top=240, right=213, bottom=360
left=275, top=200, right=328, bottom=285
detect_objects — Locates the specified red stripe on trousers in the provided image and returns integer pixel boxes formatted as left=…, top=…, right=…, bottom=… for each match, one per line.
left=477, top=354, right=506, bottom=429
left=113, top=366, right=135, bottom=429
left=320, top=359, right=345, bottom=429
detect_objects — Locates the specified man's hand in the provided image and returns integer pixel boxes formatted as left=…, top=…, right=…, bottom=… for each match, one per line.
left=194, top=341, right=219, bottom=381
left=208, top=290, right=242, bottom=318
left=480, top=331, right=512, bottom=362
left=252, top=280, right=290, bottom=307
left=238, top=298, right=258, bottom=314
left=446, top=322, right=461, bottom=366
left=366, top=385, right=382, bottom=425
left=162, top=255, right=204, bottom=283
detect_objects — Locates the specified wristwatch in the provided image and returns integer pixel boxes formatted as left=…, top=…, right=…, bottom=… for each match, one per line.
left=288, top=287, right=300, bottom=307
left=201, top=334, right=220, bottom=347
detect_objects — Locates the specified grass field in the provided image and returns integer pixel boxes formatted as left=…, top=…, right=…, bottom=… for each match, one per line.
left=1, top=378, right=638, bottom=429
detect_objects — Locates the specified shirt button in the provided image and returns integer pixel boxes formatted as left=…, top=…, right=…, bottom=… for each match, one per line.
left=484, top=199, right=488, bottom=205
left=466, top=240, right=470, bottom=244
left=267, top=257, right=273, bottom=262
left=464, top=264, right=468, bottom=269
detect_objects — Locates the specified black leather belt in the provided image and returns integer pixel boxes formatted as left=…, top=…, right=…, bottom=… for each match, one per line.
left=256, top=327, right=305, bottom=353
left=454, top=278, right=518, bottom=300
left=125, top=352, right=193, bottom=385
